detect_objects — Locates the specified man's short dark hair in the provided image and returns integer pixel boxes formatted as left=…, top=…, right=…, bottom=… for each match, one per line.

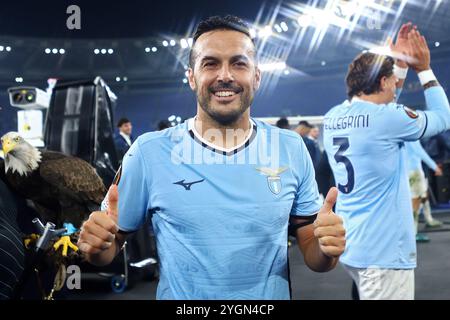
left=298, top=120, right=312, bottom=128
left=276, top=117, right=290, bottom=129
left=189, top=15, right=255, bottom=68
left=346, top=52, right=395, bottom=99
left=117, top=117, right=131, bottom=128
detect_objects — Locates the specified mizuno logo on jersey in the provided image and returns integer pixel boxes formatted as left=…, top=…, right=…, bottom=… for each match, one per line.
left=173, top=179, right=205, bottom=191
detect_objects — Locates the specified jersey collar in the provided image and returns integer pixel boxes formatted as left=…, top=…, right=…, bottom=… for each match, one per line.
left=187, top=117, right=257, bottom=156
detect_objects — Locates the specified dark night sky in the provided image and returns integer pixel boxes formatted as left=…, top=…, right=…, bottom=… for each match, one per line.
left=0, top=0, right=269, bottom=38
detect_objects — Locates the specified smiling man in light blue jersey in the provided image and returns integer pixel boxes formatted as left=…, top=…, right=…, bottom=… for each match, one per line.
left=77, top=15, right=346, bottom=300
left=323, top=26, right=450, bottom=299
left=406, top=140, right=443, bottom=242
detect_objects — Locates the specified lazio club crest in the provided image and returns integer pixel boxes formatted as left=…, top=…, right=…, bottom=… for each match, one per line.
left=255, top=167, right=288, bottom=195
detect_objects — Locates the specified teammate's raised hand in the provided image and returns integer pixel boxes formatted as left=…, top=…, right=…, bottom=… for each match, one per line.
left=407, top=29, right=431, bottom=72
left=391, top=22, right=413, bottom=67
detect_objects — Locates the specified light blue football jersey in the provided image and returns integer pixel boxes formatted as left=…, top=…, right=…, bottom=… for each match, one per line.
left=103, top=118, right=321, bottom=299
left=323, top=86, right=450, bottom=269
left=405, top=140, right=437, bottom=172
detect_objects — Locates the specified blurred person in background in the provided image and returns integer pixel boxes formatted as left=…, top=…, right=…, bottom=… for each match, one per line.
left=276, top=117, right=290, bottom=129
left=307, top=125, right=322, bottom=170
left=114, top=118, right=134, bottom=162
left=294, top=120, right=312, bottom=138
left=295, top=121, right=320, bottom=169
left=308, top=126, right=320, bottom=141
left=422, top=131, right=450, bottom=164
left=421, top=132, right=450, bottom=203
left=406, top=140, right=443, bottom=243
left=157, top=120, right=171, bottom=131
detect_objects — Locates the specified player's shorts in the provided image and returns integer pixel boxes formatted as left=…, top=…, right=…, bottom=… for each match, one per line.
left=408, top=170, right=428, bottom=199
left=342, top=264, right=414, bottom=300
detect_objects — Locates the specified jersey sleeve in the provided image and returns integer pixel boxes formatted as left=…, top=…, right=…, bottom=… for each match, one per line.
left=290, top=136, right=322, bottom=217
left=421, top=86, right=450, bottom=138
left=375, top=103, right=428, bottom=142
left=101, top=137, right=151, bottom=232
left=375, top=86, right=450, bottom=143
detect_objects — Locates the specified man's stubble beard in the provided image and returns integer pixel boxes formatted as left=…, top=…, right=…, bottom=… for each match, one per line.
left=195, top=81, right=254, bottom=126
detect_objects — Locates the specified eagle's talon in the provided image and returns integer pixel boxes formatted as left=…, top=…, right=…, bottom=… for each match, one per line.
left=24, top=233, right=40, bottom=249
left=53, top=235, right=78, bottom=257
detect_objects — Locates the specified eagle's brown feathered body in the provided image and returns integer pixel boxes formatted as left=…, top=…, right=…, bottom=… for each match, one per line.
left=1, top=151, right=106, bottom=228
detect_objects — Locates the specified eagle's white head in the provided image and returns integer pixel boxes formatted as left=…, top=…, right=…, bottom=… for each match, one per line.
left=1, top=132, right=42, bottom=176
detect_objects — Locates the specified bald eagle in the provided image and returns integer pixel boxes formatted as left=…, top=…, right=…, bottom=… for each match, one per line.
left=0, top=132, right=107, bottom=255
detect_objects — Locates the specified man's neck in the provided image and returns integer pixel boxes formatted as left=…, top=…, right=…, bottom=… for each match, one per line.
left=353, top=94, right=388, bottom=105
left=195, top=108, right=251, bottom=150
left=120, top=131, right=130, bottom=137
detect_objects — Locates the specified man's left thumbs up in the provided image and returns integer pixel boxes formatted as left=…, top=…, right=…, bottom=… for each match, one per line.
left=313, top=187, right=346, bottom=258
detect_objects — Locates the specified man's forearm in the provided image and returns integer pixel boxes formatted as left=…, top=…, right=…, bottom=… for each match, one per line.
left=85, top=237, right=122, bottom=267
left=299, top=236, right=338, bottom=272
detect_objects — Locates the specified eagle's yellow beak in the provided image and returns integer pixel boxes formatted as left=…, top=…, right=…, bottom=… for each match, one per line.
left=1, top=138, right=16, bottom=155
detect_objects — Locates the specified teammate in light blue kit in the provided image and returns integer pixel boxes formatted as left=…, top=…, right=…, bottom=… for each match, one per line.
left=406, top=140, right=439, bottom=174
left=78, top=15, right=346, bottom=299
left=406, top=140, right=443, bottom=242
left=323, top=25, right=450, bottom=299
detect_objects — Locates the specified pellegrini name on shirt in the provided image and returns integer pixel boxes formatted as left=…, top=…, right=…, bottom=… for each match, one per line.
left=323, top=114, right=369, bottom=130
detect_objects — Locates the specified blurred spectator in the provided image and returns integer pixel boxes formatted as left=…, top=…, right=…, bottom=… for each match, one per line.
left=114, top=117, right=134, bottom=161
left=421, top=131, right=450, bottom=164
left=307, top=125, right=322, bottom=169
left=157, top=120, right=171, bottom=131
left=316, top=152, right=335, bottom=197
left=276, top=117, right=290, bottom=129
left=308, top=126, right=320, bottom=141
left=421, top=132, right=450, bottom=204
left=294, top=121, right=320, bottom=169
left=406, top=141, right=443, bottom=243
left=294, top=120, right=312, bottom=138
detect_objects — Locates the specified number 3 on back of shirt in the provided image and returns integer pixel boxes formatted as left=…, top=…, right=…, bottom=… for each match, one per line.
left=333, top=137, right=354, bottom=194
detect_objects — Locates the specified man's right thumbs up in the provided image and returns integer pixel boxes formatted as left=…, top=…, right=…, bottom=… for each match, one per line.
left=78, top=185, right=119, bottom=255
left=313, top=187, right=346, bottom=258
left=107, top=184, right=119, bottom=223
